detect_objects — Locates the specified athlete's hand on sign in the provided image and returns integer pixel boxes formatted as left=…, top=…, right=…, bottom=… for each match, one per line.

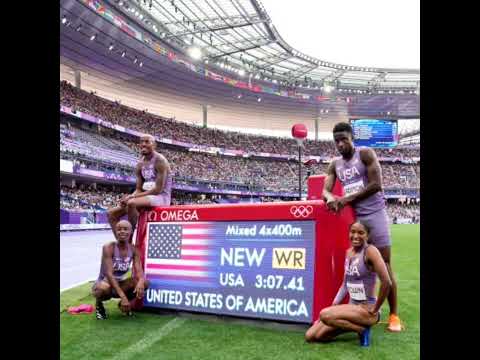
left=335, top=197, right=348, bottom=211
left=327, top=197, right=348, bottom=213
left=134, top=280, right=145, bottom=299
left=119, top=297, right=131, bottom=313
left=326, top=198, right=337, bottom=212
left=326, top=195, right=340, bottom=212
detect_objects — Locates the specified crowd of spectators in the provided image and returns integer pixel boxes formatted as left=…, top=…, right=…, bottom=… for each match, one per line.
left=60, top=124, right=420, bottom=192
left=60, top=184, right=127, bottom=211
left=60, top=80, right=419, bottom=158
left=386, top=201, right=420, bottom=223
left=382, top=164, right=419, bottom=188
left=60, top=145, right=419, bottom=192
left=60, top=184, right=419, bottom=224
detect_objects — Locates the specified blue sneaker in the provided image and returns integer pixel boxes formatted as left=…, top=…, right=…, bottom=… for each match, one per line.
left=359, top=326, right=371, bottom=347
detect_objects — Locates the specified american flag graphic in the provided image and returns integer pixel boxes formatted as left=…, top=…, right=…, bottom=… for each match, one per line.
left=145, top=223, right=216, bottom=286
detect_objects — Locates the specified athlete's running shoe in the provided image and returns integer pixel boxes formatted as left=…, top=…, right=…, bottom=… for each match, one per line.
left=95, top=301, right=107, bottom=320
left=387, top=314, right=403, bottom=332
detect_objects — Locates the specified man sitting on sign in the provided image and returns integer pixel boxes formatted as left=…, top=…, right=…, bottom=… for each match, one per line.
left=107, top=134, right=173, bottom=242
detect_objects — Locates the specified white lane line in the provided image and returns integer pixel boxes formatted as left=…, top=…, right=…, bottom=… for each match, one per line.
left=110, top=317, right=187, bottom=360
left=60, top=278, right=95, bottom=293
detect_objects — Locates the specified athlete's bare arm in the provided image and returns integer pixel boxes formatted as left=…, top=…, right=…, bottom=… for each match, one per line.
left=150, top=155, right=169, bottom=196
left=334, top=148, right=382, bottom=211
left=366, top=245, right=392, bottom=315
left=133, top=163, right=145, bottom=195
left=120, top=164, right=144, bottom=206
left=132, top=247, right=145, bottom=299
left=322, top=160, right=338, bottom=210
left=331, top=248, right=352, bottom=305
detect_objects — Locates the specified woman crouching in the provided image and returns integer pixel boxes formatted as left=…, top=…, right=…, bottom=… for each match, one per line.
left=305, top=221, right=392, bottom=346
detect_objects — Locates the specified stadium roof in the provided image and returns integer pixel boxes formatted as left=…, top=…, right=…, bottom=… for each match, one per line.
left=108, top=0, right=419, bottom=92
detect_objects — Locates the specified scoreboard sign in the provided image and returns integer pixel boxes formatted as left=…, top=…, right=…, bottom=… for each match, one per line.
left=144, top=220, right=316, bottom=323
left=350, top=118, right=398, bottom=148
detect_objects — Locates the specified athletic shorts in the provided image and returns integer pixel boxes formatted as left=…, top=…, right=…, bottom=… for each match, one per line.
left=92, top=270, right=133, bottom=297
left=146, top=194, right=171, bottom=207
left=92, top=278, right=135, bottom=299
left=349, top=297, right=381, bottom=322
left=356, top=208, right=391, bottom=249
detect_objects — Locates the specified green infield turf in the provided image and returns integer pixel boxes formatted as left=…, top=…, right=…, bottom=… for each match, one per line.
left=60, top=224, right=419, bottom=360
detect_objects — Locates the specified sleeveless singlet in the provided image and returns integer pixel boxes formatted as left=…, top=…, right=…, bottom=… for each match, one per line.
left=97, top=243, right=133, bottom=282
left=344, top=245, right=377, bottom=304
left=334, top=147, right=385, bottom=216
left=140, top=154, right=173, bottom=197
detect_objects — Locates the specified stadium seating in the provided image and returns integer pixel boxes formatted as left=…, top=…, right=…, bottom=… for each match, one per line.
left=59, top=79, right=420, bottom=223
left=60, top=81, right=419, bottom=158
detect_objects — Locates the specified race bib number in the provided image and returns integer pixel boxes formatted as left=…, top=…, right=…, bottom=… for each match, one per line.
left=343, top=180, right=365, bottom=196
left=143, top=181, right=155, bottom=191
left=347, top=282, right=367, bottom=301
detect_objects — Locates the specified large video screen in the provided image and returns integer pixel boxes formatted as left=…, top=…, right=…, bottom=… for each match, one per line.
left=350, top=119, right=398, bottom=148
left=144, top=220, right=316, bottom=323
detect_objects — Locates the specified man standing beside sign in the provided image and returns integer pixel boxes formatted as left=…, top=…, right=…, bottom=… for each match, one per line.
left=322, top=122, right=402, bottom=332
left=107, top=134, right=172, bottom=242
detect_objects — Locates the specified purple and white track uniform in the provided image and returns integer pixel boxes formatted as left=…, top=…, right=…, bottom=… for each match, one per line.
left=96, top=243, right=133, bottom=283
left=141, top=155, right=172, bottom=206
left=335, top=147, right=391, bottom=248
left=333, top=245, right=377, bottom=305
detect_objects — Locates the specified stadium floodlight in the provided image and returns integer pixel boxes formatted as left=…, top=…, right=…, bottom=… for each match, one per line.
left=62, top=16, right=67, bottom=25
left=188, top=46, right=202, bottom=61
left=238, top=69, right=245, bottom=77
left=90, top=34, right=96, bottom=41
left=108, top=43, right=114, bottom=51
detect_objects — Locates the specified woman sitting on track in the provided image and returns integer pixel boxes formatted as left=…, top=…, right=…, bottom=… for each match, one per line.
left=305, top=221, right=392, bottom=346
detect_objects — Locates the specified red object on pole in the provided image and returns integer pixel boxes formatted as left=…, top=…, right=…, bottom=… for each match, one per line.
left=291, top=124, right=308, bottom=200
left=291, top=123, right=308, bottom=140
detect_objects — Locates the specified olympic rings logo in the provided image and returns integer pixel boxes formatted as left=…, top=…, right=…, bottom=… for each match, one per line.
left=290, top=205, right=313, bottom=218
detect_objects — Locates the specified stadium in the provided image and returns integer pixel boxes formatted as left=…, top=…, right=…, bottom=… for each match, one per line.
left=60, top=0, right=420, bottom=359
